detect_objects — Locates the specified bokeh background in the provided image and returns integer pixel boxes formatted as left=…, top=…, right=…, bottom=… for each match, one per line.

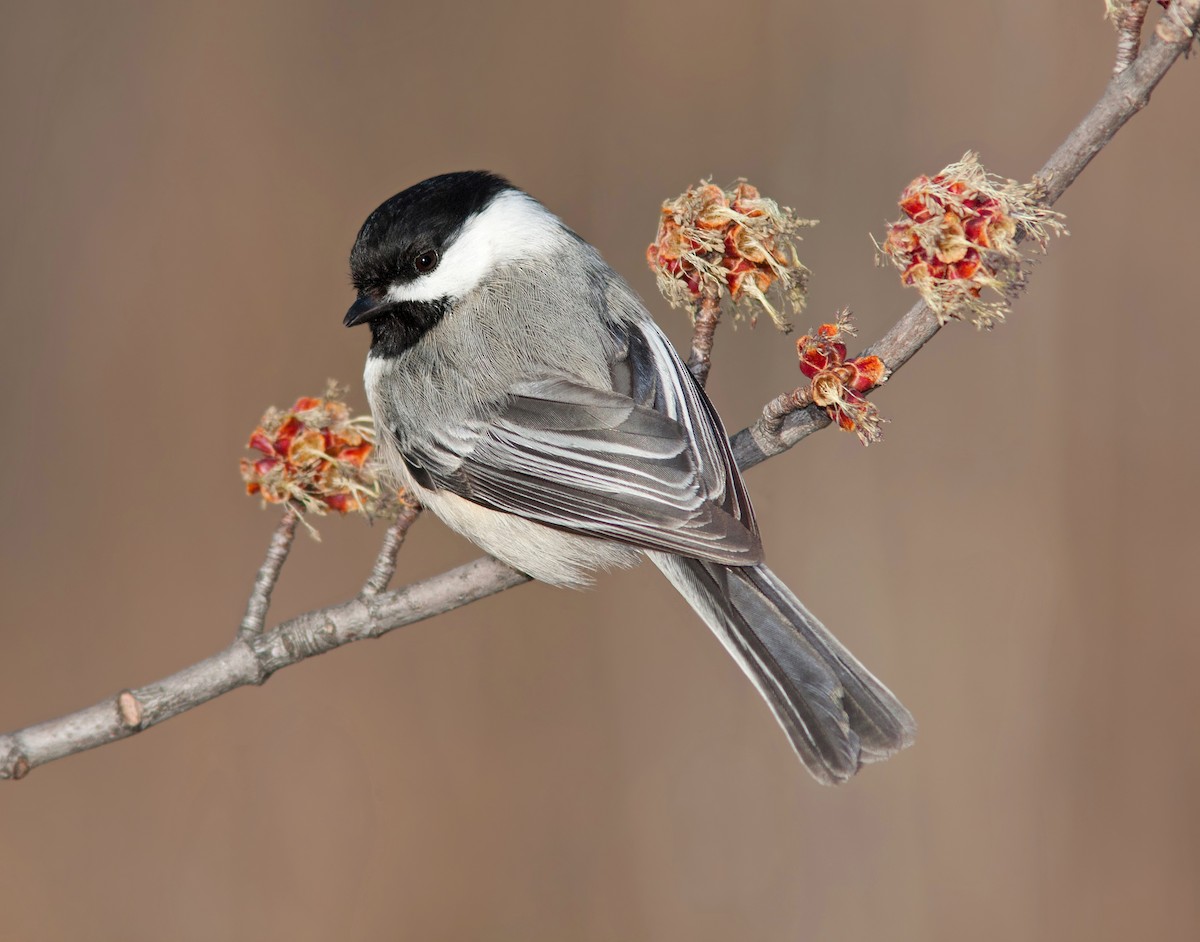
left=2, top=2, right=1198, bottom=939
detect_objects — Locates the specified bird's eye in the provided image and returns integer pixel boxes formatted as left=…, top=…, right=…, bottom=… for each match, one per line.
left=413, top=249, right=439, bottom=274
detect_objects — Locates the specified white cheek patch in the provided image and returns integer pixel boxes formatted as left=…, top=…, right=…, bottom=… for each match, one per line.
left=363, top=354, right=386, bottom=403
left=386, top=190, right=563, bottom=304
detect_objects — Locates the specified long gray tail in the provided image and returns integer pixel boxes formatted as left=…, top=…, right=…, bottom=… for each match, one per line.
left=649, top=553, right=916, bottom=784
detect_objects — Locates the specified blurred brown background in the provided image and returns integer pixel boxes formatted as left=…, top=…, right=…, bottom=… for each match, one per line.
left=2, top=2, right=1198, bottom=939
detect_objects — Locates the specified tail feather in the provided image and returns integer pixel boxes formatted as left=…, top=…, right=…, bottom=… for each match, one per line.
left=650, top=553, right=915, bottom=784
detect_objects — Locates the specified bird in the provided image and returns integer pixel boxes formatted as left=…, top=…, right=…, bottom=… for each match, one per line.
left=343, top=171, right=915, bottom=784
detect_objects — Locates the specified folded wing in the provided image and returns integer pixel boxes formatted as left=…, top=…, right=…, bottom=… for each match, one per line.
left=405, top=318, right=762, bottom=565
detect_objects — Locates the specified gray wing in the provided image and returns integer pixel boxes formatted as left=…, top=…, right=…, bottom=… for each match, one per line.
left=404, top=317, right=762, bottom=565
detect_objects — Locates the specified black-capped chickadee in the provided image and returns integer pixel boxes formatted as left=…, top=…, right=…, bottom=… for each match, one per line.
left=343, top=171, right=915, bottom=784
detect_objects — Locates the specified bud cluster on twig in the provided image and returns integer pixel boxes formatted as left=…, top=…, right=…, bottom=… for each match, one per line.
left=239, top=381, right=395, bottom=532
left=646, top=180, right=816, bottom=331
left=796, top=311, right=888, bottom=445
left=876, top=153, right=1066, bottom=329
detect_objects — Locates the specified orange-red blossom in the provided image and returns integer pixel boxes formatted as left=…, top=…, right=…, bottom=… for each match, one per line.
left=646, top=180, right=814, bottom=329
left=796, top=316, right=887, bottom=445
left=240, top=388, right=384, bottom=518
left=878, top=153, right=1065, bottom=328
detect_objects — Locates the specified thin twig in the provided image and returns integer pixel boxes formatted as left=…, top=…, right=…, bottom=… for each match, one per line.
left=1115, top=0, right=1151, bottom=75
left=237, top=505, right=299, bottom=640
left=687, top=285, right=722, bottom=387
left=2, top=10, right=1197, bottom=781
left=360, top=499, right=423, bottom=599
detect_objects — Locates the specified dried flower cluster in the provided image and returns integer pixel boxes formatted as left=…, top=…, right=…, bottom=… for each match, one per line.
left=240, top=383, right=393, bottom=524
left=647, top=180, right=816, bottom=330
left=796, top=310, right=887, bottom=445
left=877, top=153, right=1066, bottom=328
left=1105, top=0, right=1170, bottom=22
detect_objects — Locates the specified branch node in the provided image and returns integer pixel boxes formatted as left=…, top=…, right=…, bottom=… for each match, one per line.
left=761, top=388, right=814, bottom=437
left=116, top=690, right=144, bottom=730
left=12, top=754, right=30, bottom=780
left=272, top=616, right=341, bottom=667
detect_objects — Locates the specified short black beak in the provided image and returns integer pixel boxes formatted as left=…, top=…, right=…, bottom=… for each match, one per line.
left=343, top=294, right=392, bottom=327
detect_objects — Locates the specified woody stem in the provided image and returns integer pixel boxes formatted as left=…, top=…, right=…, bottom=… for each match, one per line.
left=687, top=285, right=722, bottom=388
left=1114, top=0, right=1151, bottom=74
left=237, top=505, right=299, bottom=640
left=361, top=500, right=423, bottom=598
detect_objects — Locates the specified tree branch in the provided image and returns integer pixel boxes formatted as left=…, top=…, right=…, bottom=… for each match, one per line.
left=0, top=557, right=531, bottom=779
left=1114, top=0, right=1152, bottom=75
left=360, top=499, right=423, bottom=599
left=687, top=285, right=722, bottom=386
left=238, top=505, right=299, bottom=639
left=2, top=11, right=1196, bottom=781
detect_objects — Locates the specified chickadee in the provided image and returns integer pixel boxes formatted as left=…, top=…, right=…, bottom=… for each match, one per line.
left=344, top=171, right=915, bottom=784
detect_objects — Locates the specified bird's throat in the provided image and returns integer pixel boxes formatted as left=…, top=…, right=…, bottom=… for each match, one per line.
left=367, top=298, right=449, bottom=358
